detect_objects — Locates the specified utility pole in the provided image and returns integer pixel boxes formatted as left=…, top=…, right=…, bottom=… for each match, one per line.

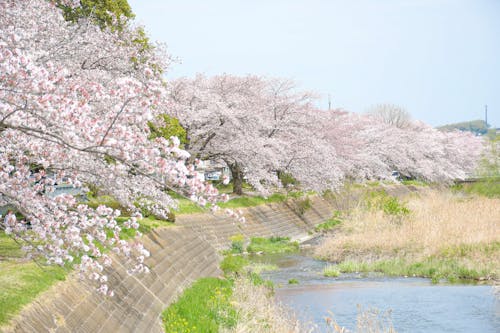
left=485, top=104, right=488, bottom=127
left=328, top=94, right=331, bottom=111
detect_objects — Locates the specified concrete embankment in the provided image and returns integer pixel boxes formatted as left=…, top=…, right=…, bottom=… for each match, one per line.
left=2, top=196, right=334, bottom=333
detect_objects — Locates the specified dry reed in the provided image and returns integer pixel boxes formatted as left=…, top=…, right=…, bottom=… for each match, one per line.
left=222, top=277, right=306, bottom=333
left=316, top=189, right=500, bottom=276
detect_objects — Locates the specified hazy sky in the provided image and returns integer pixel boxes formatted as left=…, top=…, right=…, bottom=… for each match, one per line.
left=129, top=0, right=499, bottom=127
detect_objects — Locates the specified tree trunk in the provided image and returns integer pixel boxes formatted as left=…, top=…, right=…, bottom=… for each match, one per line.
left=230, top=162, right=243, bottom=195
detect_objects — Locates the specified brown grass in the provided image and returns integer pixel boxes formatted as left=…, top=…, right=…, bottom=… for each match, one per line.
left=222, top=277, right=305, bottom=333
left=316, top=189, right=500, bottom=277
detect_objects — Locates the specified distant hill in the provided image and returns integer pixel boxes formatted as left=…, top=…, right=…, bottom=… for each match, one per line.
left=437, top=120, right=489, bottom=135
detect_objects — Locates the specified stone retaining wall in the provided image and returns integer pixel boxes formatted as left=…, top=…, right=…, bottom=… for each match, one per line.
left=2, top=196, right=335, bottom=333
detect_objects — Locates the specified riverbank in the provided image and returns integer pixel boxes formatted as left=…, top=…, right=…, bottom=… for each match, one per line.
left=315, top=188, right=500, bottom=283
left=3, top=184, right=497, bottom=331
left=1, top=193, right=334, bottom=332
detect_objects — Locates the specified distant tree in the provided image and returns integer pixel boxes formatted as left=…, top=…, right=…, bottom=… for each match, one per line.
left=369, top=104, right=412, bottom=129
left=323, top=111, right=483, bottom=182
left=438, top=120, right=489, bottom=136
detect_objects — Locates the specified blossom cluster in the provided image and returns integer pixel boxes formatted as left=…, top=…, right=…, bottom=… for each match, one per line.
left=0, top=0, right=214, bottom=294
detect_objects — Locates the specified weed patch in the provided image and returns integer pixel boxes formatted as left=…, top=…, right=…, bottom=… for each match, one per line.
left=365, top=190, right=410, bottom=217
left=162, top=277, right=237, bottom=333
left=314, top=214, right=342, bottom=233
left=246, top=237, right=299, bottom=254
left=452, top=180, right=500, bottom=198
left=336, top=257, right=491, bottom=283
left=228, top=234, right=245, bottom=254
left=323, top=264, right=340, bottom=277
left=218, top=193, right=287, bottom=209
left=220, top=255, right=249, bottom=276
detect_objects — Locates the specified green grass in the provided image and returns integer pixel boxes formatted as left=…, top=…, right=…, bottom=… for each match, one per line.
left=401, top=179, right=429, bottom=186
left=213, top=181, right=255, bottom=194
left=337, top=257, right=493, bottom=283
left=314, top=217, right=342, bottom=233
left=0, top=231, right=72, bottom=326
left=323, top=264, right=340, bottom=277
left=452, top=179, right=500, bottom=198
left=213, top=182, right=235, bottom=194
left=364, top=190, right=410, bottom=216
left=175, top=198, right=204, bottom=214
left=0, top=261, right=67, bottom=325
left=246, top=236, right=299, bottom=254
left=288, top=278, right=299, bottom=285
left=0, top=233, right=25, bottom=258
left=85, top=195, right=129, bottom=212
left=220, top=255, right=249, bottom=276
left=226, top=234, right=245, bottom=254
left=218, top=193, right=287, bottom=209
left=113, top=216, right=174, bottom=240
left=162, top=255, right=276, bottom=333
left=246, top=263, right=278, bottom=274
left=162, top=277, right=237, bottom=333
left=86, top=189, right=312, bottom=217
left=438, top=241, right=500, bottom=258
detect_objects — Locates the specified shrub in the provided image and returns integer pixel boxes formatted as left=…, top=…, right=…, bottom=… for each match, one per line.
left=220, top=255, right=249, bottom=276
left=278, top=171, right=299, bottom=189
left=297, top=197, right=312, bottom=216
left=382, top=196, right=410, bottom=216
left=365, top=190, right=410, bottom=218
left=229, top=234, right=245, bottom=254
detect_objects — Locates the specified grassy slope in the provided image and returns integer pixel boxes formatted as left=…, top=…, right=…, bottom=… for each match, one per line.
left=0, top=232, right=68, bottom=325
left=162, top=277, right=237, bottom=333
left=0, top=188, right=293, bottom=327
left=0, top=262, right=66, bottom=325
left=0, top=213, right=173, bottom=326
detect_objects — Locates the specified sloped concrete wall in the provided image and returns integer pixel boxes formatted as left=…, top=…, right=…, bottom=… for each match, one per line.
left=2, top=196, right=334, bottom=333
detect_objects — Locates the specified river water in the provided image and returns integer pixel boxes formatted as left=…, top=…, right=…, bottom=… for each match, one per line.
left=256, top=253, right=500, bottom=333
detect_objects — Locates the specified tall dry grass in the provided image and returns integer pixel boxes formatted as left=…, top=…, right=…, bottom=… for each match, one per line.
left=222, top=277, right=306, bottom=333
left=316, top=189, right=500, bottom=274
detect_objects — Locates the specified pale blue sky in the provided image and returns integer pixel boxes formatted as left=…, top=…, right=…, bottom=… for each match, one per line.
left=129, top=0, right=499, bottom=127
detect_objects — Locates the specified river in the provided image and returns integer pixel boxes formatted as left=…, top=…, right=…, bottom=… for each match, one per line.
left=256, top=253, right=500, bottom=333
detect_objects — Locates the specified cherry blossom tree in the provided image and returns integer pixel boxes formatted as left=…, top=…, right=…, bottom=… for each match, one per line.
left=0, top=0, right=216, bottom=294
left=168, top=75, right=344, bottom=195
left=322, top=111, right=483, bottom=182
left=168, top=74, right=282, bottom=195
left=261, top=79, right=344, bottom=192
